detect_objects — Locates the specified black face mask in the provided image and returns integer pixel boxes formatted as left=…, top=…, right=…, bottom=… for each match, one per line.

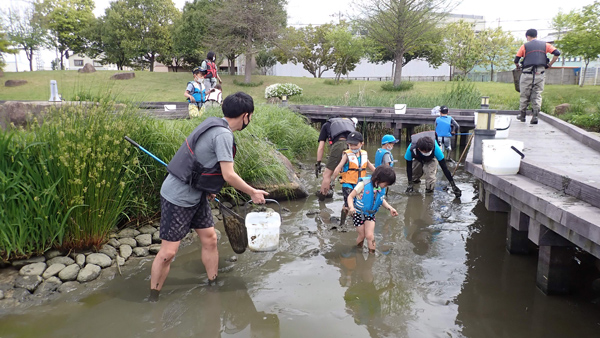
left=241, top=113, right=250, bottom=130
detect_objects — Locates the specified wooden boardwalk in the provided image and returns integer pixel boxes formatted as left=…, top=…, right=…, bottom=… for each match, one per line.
left=465, top=112, right=600, bottom=294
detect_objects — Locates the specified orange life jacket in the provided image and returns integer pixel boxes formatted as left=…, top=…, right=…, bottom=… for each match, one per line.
left=340, top=149, right=368, bottom=185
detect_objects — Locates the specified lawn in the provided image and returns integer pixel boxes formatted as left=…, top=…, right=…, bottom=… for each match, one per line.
left=0, top=70, right=599, bottom=112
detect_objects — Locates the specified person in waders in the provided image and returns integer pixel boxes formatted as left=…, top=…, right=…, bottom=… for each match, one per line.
left=185, top=66, right=208, bottom=118
left=374, top=134, right=399, bottom=168
left=316, top=117, right=357, bottom=200
left=434, top=106, right=460, bottom=159
left=149, top=92, right=268, bottom=302
left=404, top=131, right=461, bottom=197
left=331, top=131, right=376, bottom=227
left=514, top=28, right=560, bottom=124
left=201, top=51, right=223, bottom=90
left=347, top=166, right=398, bottom=253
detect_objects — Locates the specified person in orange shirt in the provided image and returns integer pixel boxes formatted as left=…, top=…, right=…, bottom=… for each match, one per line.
left=514, top=28, right=560, bottom=124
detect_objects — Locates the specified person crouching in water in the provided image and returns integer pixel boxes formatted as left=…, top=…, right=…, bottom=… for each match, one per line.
left=332, top=131, right=375, bottom=227
left=347, top=166, right=398, bottom=253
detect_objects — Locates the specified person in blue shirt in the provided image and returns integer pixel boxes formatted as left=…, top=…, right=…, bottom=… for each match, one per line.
left=434, top=106, right=460, bottom=158
left=374, top=134, right=399, bottom=168
left=404, top=131, right=461, bottom=197
left=185, top=66, right=208, bottom=118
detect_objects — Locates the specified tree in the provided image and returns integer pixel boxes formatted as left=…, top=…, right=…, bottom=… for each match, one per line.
left=443, top=20, right=483, bottom=78
left=172, top=0, right=219, bottom=69
left=36, top=0, right=95, bottom=70
left=2, top=5, right=48, bottom=72
left=327, top=23, right=365, bottom=82
left=256, top=49, right=277, bottom=75
left=479, top=27, right=517, bottom=80
left=553, top=2, right=600, bottom=87
left=356, top=0, right=454, bottom=86
left=551, top=11, right=573, bottom=67
left=274, top=24, right=336, bottom=78
left=215, top=0, right=286, bottom=83
left=0, top=31, right=17, bottom=71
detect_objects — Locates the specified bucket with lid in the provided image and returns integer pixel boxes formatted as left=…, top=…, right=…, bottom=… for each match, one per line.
left=245, top=199, right=282, bottom=252
left=482, top=139, right=525, bottom=175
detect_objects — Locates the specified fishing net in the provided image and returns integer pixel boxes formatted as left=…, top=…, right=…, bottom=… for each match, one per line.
left=220, top=204, right=247, bottom=254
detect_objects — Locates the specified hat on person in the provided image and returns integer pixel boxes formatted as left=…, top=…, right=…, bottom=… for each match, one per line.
left=440, top=105, right=449, bottom=114
left=381, top=134, right=399, bottom=145
left=347, top=131, right=363, bottom=144
left=350, top=117, right=358, bottom=127
left=193, top=66, right=207, bottom=74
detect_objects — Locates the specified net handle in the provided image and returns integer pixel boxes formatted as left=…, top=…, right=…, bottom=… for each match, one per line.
left=244, top=199, right=282, bottom=219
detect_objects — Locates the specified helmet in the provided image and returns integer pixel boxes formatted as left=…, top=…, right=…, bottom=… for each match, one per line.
left=440, top=105, right=449, bottom=114
left=193, top=66, right=207, bottom=74
left=381, top=134, right=399, bottom=145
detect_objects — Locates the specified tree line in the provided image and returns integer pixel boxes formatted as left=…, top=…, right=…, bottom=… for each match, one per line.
left=1, top=0, right=598, bottom=86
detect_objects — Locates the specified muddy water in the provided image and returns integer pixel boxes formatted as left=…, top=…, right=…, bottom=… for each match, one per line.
left=1, top=143, right=600, bottom=338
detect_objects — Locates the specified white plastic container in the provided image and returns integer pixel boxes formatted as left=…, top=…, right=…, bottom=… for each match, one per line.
left=395, top=104, right=407, bottom=114
left=482, top=139, right=524, bottom=175
left=494, top=115, right=511, bottom=139
left=246, top=207, right=281, bottom=252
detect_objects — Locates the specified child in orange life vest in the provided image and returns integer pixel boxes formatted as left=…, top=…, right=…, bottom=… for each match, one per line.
left=348, top=166, right=398, bottom=253
left=331, top=131, right=376, bottom=226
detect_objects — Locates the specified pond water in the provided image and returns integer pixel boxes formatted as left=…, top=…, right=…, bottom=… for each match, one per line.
left=1, top=143, right=599, bottom=338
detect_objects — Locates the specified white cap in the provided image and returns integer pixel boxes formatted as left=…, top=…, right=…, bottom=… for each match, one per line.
left=351, top=117, right=358, bottom=127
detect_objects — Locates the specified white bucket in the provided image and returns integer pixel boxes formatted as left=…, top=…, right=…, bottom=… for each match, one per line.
left=246, top=208, right=281, bottom=252
left=482, top=139, right=524, bottom=175
left=494, top=115, right=511, bottom=139
left=394, top=104, right=407, bottom=114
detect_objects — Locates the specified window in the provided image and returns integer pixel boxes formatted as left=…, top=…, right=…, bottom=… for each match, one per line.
left=74, top=60, right=83, bottom=66
left=576, top=57, right=581, bottom=62
left=93, top=61, right=102, bottom=67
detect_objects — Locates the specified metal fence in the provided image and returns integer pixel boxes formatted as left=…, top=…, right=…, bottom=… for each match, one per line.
left=580, top=67, right=599, bottom=86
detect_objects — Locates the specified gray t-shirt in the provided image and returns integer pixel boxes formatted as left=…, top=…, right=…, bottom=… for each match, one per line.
left=382, top=153, right=392, bottom=166
left=161, top=119, right=235, bottom=207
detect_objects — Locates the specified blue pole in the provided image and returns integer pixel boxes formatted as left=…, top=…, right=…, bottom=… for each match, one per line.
left=124, top=136, right=168, bottom=167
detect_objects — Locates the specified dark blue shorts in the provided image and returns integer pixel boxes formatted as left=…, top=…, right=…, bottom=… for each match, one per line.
left=159, top=195, right=214, bottom=242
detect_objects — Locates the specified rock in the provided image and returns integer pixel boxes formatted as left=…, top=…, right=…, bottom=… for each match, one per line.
left=12, top=256, right=45, bottom=268
left=215, top=229, right=221, bottom=241
left=47, top=256, right=75, bottom=266
left=15, top=275, right=43, bottom=292
left=227, top=256, right=238, bottom=262
left=149, top=244, right=161, bottom=255
left=138, top=225, right=156, bottom=234
left=42, top=264, right=66, bottom=279
left=58, top=264, right=80, bottom=281
left=300, top=248, right=320, bottom=258
left=135, top=234, right=152, bottom=247
left=152, top=231, right=161, bottom=243
left=35, top=278, right=61, bottom=295
left=554, top=103, right=571, bottom=116
left=116, top=256, right=125, bottom=266
left=119, top=237, right=137, bottom=248
left=110, top=72, right=135, bottom=80
left=58, top=281, right=79, bottom=293
left=9, top=288, right=31, bottom=302
left=19, top=262, right=47, bottom=276
left=0, top=290, right=3, bottom=300
left=306, top=210, right=320, bottom=216
left=77, top=63, right=96, bottom=73
left=117, top=228, right=140, bottom=238
left=329, top=216, right=340, bottom=223
left=120, top=245, right=132, bottom=260
left=132, top=247, right=149, bottom=257
left=253, top=152, right=309, bottom=200
left=107, top=238, right=121, bottom=248
left=223, top=201, right=233, bottom=209
left=77, top=264, right=101, bottom=282
left=99, top=244, right=118, bottom=259
left=44, top=249, right=62, bottom=260
left=5, top=80, right=27, bottom=87
left=86, top=253, right=112, bottom=268
left=74, top=254, right=86, bottom=267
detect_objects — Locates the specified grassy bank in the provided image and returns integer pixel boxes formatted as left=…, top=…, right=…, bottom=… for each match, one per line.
left=0, top=102, right=317, bottom=260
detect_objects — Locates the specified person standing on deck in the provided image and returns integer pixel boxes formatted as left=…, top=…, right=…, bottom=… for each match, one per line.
left=514, top=29, right=560, bottom=124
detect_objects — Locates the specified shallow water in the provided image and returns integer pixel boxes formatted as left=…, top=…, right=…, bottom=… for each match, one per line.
left=1, top=143, right=599, bottom=338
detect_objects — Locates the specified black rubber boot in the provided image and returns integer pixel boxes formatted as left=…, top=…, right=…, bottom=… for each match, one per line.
left=530, top=111, right=539, bottom=124
left=517, top=111, right=526, bottom=122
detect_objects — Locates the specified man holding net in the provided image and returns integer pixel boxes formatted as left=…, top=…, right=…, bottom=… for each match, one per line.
left=149, top=92, right=268, bottom=301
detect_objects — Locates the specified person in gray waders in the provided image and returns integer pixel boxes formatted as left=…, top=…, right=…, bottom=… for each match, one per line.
left=514, top=28, right=560, bottom=124
left=149, top=92, right=268, bottom=302
left=404, top=131, right=461, bottom=197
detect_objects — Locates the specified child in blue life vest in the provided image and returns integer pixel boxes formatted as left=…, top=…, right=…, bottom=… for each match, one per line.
left=375, top=134, right=399, bottom=168
left=332, top=131, right=376, bottom=226
left=347, top=166, right=398, bottom=253
left=185, top=66, right=208, bottom=118
left=434, top=105, right=460, bottom=158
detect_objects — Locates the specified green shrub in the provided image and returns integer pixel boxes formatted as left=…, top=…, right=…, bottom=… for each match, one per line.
left=381, top=82, right=415, bottom=92
left=265, top=83, right=303, bottom=99
left=233, top=79, right=264, bottom=87
left=324, top=79, right=353, bottom=85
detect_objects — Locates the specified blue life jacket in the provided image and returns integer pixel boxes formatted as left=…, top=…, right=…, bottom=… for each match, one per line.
left=435, top=116, right=453, bottom=137
left=354, top=177, right=386, bottom=217
left=187, top=81, right=206, bottom=105
left=375, top=148, right=394, bottom=168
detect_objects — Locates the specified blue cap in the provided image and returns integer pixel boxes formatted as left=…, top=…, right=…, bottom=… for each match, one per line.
left=381, top=134, right=399, bottom=145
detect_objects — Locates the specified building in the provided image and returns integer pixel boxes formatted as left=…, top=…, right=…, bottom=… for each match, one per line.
left=68, top=54, right=124, bottom=71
